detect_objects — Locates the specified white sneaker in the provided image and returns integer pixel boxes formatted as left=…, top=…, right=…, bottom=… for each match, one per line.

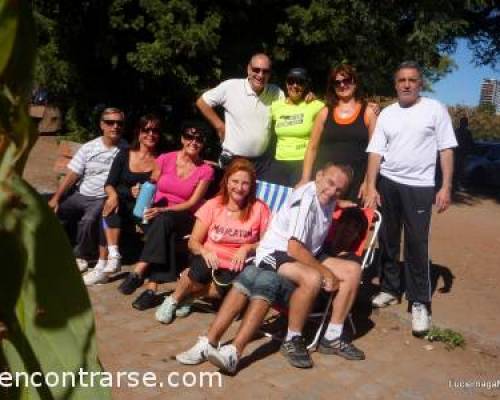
left=83, top=269, right=109, bottom=286
left=207, top=344, right=239, bottom=374
left=371, top=292, right=399, bottom=308
left=103, top=256, right=121, bottom=274
left=76, top=258, right=89, bottom=273
left=155, top=295, right=178, bottom=324
left=412, top=302, right=431, bottom=337
left=176, top=336, right=213, bottom=365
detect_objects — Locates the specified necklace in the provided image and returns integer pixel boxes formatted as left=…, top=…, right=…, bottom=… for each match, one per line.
left=225, top=205, right=240, bottom=217
left=337, top=106, right=354, bottom=117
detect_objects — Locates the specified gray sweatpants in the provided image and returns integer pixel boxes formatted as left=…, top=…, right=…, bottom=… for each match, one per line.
left=57, top=191, right=104, bottom=260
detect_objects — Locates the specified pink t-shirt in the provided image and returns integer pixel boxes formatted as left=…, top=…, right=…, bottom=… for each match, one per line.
left=195, top=196, right=271, bottom=270
left=154, top=151, right=214, bottom=210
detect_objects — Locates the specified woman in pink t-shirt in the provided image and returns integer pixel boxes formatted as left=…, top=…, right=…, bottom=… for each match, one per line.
left=155, top=159, right=271, bottom=324
left=118, top=124, right=214, bottom=310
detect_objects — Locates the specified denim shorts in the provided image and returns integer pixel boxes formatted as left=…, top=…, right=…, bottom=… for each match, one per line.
left=233, top=264, right=296, bottom=305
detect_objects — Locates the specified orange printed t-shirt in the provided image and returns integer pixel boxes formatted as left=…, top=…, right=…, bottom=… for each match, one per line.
left=195, top=196, right=271, bottom=270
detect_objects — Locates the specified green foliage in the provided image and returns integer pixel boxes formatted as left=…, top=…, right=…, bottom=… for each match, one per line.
left=477, top=102, right=497, bottom=116
left=449, top=105, right=500, bottom=141
left=426, top=326, right=466, bottom=350
left=0, top=2, right=110, bottom=398
left=30, top=0, right=500, bottom=142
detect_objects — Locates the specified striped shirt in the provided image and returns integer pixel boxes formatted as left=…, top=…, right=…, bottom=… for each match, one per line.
left=67, top=137, right=125, bottom=198
left=256, top=181, right=335, bottom=268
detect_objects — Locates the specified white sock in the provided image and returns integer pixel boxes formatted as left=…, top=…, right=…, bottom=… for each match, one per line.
left=108, top=245, right=121, bottom=259
left=324, top=323, right=343, bottom=341
left=285, top=330, right=301, bottom=341
left=94, top=259, right=107, bottom=271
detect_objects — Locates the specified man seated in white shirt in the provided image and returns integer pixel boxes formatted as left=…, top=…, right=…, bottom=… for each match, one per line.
left=256, top=163, right=365, bottom=368
left=48, top=108, right=126, bottom=272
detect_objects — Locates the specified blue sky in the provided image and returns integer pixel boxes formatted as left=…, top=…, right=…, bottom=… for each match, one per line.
left=426, top=39, right=499, bottom=107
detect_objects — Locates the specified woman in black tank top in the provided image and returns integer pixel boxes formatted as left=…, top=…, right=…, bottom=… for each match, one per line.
left=299, top=64, right=378, bottom=202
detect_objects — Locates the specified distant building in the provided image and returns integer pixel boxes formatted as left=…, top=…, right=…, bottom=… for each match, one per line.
left=479, top=78, right=500, bottom=114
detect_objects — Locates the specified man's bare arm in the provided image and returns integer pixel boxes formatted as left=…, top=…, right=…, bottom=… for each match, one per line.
left=195, top=97, right=225, bottom=141
left=287, top=239, right=338, bottom=291
left=48, top=170, right=80, bottom=212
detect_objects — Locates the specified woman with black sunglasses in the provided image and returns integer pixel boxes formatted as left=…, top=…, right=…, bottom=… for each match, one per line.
left=263, top=67, right=325, bottom=187
left=84, top=113, right=161, bottom=286
left=118, top=123, right=214, bottom=310
left=299, top=64, right=378, bottom=202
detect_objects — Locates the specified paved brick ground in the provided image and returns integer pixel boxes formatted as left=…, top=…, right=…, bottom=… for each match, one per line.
left=25, top=137, right=500, bottom=399
left=88, top=269, right=500, bottom=400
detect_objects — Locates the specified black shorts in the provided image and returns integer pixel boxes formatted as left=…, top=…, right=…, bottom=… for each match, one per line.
left=257, top=251, right=296, bottom=270
left=188, top=255, right=238, bottom=296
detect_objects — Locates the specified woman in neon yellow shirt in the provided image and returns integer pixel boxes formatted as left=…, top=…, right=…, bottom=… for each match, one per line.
left=264, top=68, right=325, bottom=187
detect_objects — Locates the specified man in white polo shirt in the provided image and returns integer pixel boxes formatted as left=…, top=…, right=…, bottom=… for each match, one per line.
left=48, top=108, right=127, bottom=272
left=364, top=61, right=457, bottom=337
left=196, top=53, right=284, bottom=177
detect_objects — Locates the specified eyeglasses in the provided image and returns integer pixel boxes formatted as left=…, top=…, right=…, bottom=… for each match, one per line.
left=102, top=119, right=124, bottom=127
left=183, top=132, right=204, bottom=143
left=250, top=66, right=271, bottom=75
left=286, top=78, right=305, bottom=86
left=334, top=77, right=354, bottom=88
left=141, top=127, right=160, bottom=135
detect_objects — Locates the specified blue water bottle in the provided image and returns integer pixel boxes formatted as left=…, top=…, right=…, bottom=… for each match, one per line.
left=133, top=181, right=157, bottom=224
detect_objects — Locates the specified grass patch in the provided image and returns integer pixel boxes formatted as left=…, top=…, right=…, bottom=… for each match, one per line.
left=425, top=326, right=465, bottom=350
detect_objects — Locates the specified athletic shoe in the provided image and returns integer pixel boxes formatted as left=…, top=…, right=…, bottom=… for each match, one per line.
left=103, top=256, right=121, bottom=274
left=176, top=336, right=213, bottom=365
left=155, top=295, right=178, bottom=323
left=175, top=299, right=193, bottom=318
left=371, top=291, right=399, bottom=308
left=132, top=289, right=158, bottom=311
left=412, top=302, right=431, bottom=337
left=318, top=337, right=365, bottom=360
left=280, top=336, right=313, bottom=369
left=83, top=269, right=109, bottom=286
left=208, top=344, right=239, bottom=374
left=118, top=272, right=144, bottom=295
left=76, top=258, right=89, bottom=273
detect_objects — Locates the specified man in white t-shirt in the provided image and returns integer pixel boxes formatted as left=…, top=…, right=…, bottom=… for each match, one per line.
left=48, top=108, right=126, bottom=271
left=196, top=53, right=284, bottom=177
left=364, top=61, right=457, bottom=337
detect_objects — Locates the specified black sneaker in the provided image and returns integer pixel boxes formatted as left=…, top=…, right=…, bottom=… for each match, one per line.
left=118, top=272, right=144, bottom=295
left=132, top=289, right=159, bottom=311
left=280, top=336, right=313, bottom=368
left=318, top=337, right=365, bottom=360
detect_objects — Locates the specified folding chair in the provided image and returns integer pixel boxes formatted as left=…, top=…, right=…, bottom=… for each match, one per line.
left=255, top=180, right=382, bottom=350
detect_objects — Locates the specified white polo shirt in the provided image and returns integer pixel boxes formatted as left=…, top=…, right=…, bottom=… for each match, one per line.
left=366, top=97, right=457, bottom=187
left=256, top=181, right=336, bottom=268
left=202, top=78, right=284, bottom=157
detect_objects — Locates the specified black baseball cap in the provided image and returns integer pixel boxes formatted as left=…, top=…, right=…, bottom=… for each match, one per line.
left=286, top=67, right=310, bottom=82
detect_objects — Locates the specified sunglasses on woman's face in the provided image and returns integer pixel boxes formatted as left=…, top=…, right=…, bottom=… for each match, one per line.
left=334, top=77, right=354, bottom=88
left=183, top=132, right=204, bottom=143
left=141, top=127, right=160, bottom=135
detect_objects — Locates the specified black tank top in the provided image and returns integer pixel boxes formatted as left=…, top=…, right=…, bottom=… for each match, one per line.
left=317, top=102, right=369, bottom=166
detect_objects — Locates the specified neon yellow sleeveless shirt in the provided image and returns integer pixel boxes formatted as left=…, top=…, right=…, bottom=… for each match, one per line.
left=271, top=99, right=325, bottom=160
